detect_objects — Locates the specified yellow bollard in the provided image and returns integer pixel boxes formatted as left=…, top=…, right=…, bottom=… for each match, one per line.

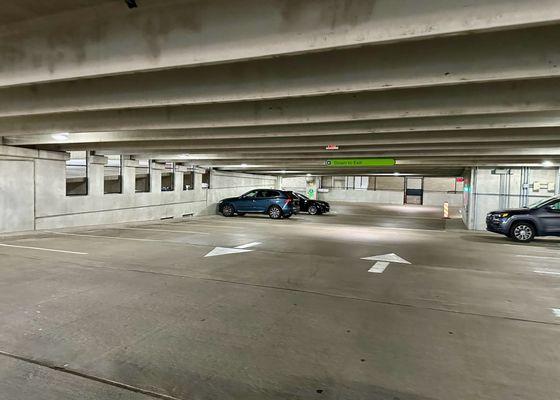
left=443, top=201, right=449, bottom=219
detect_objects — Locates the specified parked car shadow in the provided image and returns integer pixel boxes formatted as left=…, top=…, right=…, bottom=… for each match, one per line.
left=461, top=233, right=560, bottom=249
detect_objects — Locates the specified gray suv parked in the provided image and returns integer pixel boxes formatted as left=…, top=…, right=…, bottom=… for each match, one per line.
left=486, top=195, right=560, bottom=242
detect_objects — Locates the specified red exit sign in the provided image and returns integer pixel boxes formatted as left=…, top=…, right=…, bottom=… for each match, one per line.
left=326, top=144, right=339, bottom=150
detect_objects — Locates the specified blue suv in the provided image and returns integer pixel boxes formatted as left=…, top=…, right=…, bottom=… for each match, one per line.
left=218, top=189, right=299, bottom=219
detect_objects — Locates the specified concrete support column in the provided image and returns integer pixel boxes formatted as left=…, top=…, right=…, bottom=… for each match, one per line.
left=88, top=154, right=108, bottom=197
left=174, top=170, right=182, bottom=192
left=122, top=158, right=138, bottom=195
left=194, top=171, right=203, bottom=194
left=556, top=168, right=560, bottom=195
left=150, top=161, right=164, bottom=193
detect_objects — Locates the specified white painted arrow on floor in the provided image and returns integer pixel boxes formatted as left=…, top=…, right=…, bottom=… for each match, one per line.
left=204, top=242, right=261, bottom=257
left=361, top=253, right=411, bottom=273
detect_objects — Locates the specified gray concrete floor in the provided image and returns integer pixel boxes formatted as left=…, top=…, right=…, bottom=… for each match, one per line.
left=0, top=203, right=559, bottom=400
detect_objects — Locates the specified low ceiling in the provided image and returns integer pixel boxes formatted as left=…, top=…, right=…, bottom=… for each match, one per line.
left=2, top=0, right=560, bottom=176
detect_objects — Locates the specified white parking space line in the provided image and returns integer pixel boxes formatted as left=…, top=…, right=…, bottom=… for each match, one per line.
left=116, top=227, right=210, bottom=235
left=516, top=255, right=560, bottom=260
left=0, top=243, right=88, bottom=255
left=48, top=231, right=181, bottom=243
left=534, top=269, right=560, bottom=276
left=368, top=262, right=389, bottom=273
left=235, top=242, right=262, bottom=249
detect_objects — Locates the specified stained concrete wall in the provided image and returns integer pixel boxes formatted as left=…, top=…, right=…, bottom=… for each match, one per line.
left=423, top=177, right=463, bottom=207
left=316, top=176, right=463, bottom=207
left=0, top=159, right=35, bottom=233
left=318, top=189, right=403, bottom=205
left=0, top=146, right=276, bottom=233
left=281, top=176, right=308, bottom=192
left=199, top=170, right=277, bottom=215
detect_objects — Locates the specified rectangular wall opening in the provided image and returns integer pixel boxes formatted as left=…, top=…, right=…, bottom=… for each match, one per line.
left=104, top=155, right=123, bottom=194
left=161, top=162, right=175, bottom=192
left=183, top=171, right=195, bottom=190
left=202, top=170, right=210, bottom=189
left=66, top=151, right=88, bottom=196
left=135, top=160, right=150, bottom=193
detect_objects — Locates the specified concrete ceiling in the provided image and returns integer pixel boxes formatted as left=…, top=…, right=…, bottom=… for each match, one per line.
left=2, top=0, right=560, bottom=176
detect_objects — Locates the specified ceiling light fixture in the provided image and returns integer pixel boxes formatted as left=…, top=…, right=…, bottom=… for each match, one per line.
left=51, top=132, right=69, bottom=141
left=542, top=160, right=554, bottom=167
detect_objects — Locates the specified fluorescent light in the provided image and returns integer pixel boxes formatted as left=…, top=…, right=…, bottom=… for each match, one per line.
left=393, top=172, right=400, bottom=176
left=240, top=163, right=248, bottom=168
left=306, top=173, right=312, bottom=177
left=51, top=132, right=69, bottom=141
left=542, top=160, right=554, bottom=167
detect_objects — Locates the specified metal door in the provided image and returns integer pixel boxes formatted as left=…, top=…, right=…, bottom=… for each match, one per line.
left=405, top=177, right=424, bottom=205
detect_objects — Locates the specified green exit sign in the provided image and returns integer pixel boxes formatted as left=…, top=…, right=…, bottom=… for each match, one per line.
left=325, top=158, right=396, bottom=167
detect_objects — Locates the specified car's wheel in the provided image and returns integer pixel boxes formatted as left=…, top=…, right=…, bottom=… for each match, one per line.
left=268, top=205, right=283, bottom=219
left=510, top=221, right=536, bottom=242
left=222, top=204, right=235, bottom=217
left=308, top=205, right=319, bottom=215
left=237, top=212, right=246, bottom=216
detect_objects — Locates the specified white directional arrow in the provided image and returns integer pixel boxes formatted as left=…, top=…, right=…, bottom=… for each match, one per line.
left=204, top=242, right=261, bottom=257
left=361, top=253, right=411, bottom=273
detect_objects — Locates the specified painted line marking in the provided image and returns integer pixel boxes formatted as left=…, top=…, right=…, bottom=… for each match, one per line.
left=516, top=255, right=560, bottom=260
left=204, top=247, right=253, bottom=257
left=534, top=269, right=560, bottom=276
left=116, top=227, right=210, bottom=235
left=368, top=261, right=389, bottom=273
left=235, top=242, right=262, bottom=249
left=0, top=243, right=87, bottom=255
left=361, top=253, right=411, bottom=264
left=204, top=242, right=261, bottom=257
left=48, top=231, right=181, bottom=243
left=552, top=308, right=560, bottom=318
left=362, top=253, right=411, bottom=274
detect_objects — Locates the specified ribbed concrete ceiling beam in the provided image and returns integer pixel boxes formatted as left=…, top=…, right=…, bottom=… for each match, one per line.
left=95, top=144, right=560, bottom=156
left=35, top=130, right=560, bottom=151
left=148, top=156, right=559, bottom=167
left=4, top=0, right=560, bottom=87
left=4, top=25, right=560, bottom=116
left=122, top=147, right=560, bottom=161
left=7, top=110, right=560, bottom=143
left=5, top=79, right=560, bottom=135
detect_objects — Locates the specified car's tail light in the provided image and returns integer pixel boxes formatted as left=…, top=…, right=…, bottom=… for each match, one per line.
left=285, top=197, right=292, bottom=205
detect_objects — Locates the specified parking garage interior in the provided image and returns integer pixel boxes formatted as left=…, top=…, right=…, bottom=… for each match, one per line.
left=0, top=1, right=559, bottom=399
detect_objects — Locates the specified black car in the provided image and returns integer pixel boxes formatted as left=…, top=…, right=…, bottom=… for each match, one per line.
left=486, top=195, right=560, bottom=242
left=290, top=192, right=330, bottom=215
left=218, top=189, right=300, bottom=219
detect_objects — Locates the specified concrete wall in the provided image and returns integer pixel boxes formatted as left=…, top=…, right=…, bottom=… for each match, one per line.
left=0, top=146, right=276, bottom=233
left=318, top=189, right=403, bottom=205
left=468, top=167, right=560, bottom=230
left=317, top=176, right=464, bottom=207
left=423, top=177, right=463, bottom=207
left=0, top=159, right=35, bottom=233
left=281, top=176, right=307, bottom=192
left=199, top=170, right=277, bottom=215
